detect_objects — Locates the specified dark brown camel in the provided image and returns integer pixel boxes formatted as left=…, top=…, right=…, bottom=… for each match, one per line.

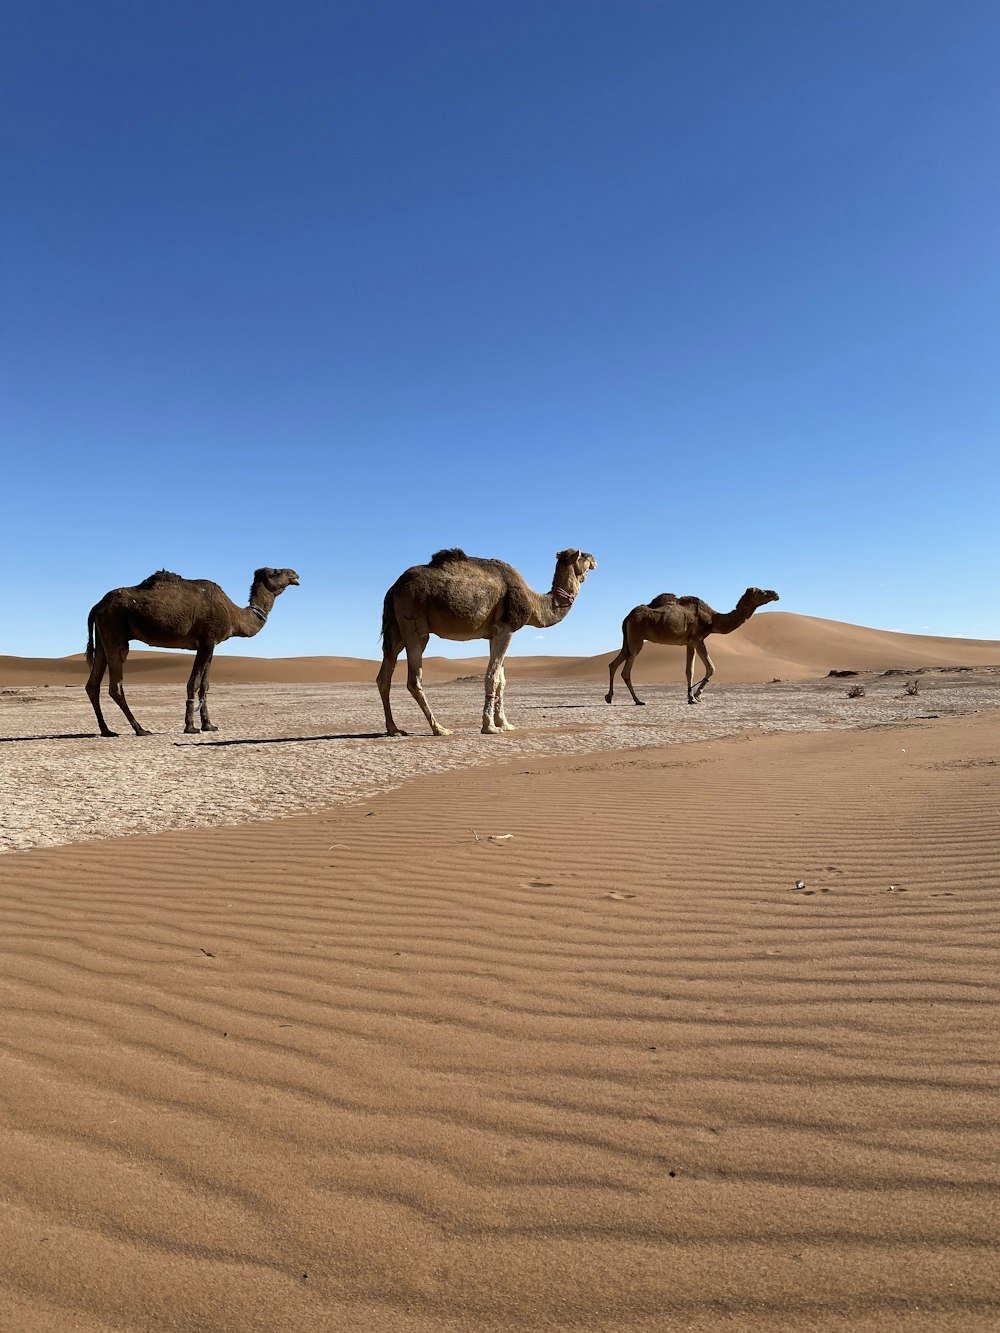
left=85, top=567, right=299, bottom=736
left=378, top=548, right=597, bottom=735
left=606, top=587, right=779, bottom=706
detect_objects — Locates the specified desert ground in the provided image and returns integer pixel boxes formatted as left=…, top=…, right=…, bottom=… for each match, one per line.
left=2, top=670, right=1000, bottom=855
left=1, top=621, right=998, bottom=1330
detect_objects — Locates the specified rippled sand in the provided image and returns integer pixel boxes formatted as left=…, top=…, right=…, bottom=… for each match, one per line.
left=0, top=709, right=997, bottom=1330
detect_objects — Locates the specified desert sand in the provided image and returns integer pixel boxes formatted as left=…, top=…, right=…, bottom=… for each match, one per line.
left=3, top=672, right=1000, bottom=854
left=0, top=615, right=998, bottom=1330
left=0, top=708, right=997, bottom=1330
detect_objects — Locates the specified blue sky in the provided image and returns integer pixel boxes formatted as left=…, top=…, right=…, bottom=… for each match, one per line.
left=3, top=0, right=998, bottom=658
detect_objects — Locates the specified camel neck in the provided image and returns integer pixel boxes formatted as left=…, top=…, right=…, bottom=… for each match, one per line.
left=527, top=568, right=580, bottom=628
left=235, top=583, right=276, bottom=637
left=709, top=598, right=758, bottom=636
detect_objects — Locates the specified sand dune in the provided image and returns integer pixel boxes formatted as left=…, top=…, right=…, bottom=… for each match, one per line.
left=3, top=612, right=999, bottom=688
left=566, top=611, right=1000, bottom=682
left=0, top=712, right=997, bottom=1329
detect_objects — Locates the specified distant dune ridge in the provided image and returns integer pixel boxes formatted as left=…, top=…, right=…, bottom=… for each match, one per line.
left=2, top=612, right=998, bottom=688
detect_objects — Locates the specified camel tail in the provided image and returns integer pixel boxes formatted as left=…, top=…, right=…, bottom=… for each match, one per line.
left=380, top=590, right=399, bottom=657
left=86, top=609, right=96, bottom=667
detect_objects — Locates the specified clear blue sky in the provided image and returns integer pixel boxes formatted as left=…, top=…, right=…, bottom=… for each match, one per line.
left=3, top=0, right=998, bottom=658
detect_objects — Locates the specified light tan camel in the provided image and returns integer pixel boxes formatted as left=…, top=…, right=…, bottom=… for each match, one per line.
left=606, top=587, right=779, bottom=706
left=85, top=567, right=299, bottom=736
left=378, top=548, right=597, bottom=736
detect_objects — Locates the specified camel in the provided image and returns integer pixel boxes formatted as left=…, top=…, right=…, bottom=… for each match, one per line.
left=85, top=567, right=299, bottom=736
left=378, top=548, right=597, bottom=736
left=606, top=586, right=779, bottom=707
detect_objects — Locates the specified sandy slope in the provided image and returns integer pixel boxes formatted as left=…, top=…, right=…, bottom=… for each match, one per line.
left=3, top=612, right=999, bottom=687
left=0, top=712, right=997, bottom=1330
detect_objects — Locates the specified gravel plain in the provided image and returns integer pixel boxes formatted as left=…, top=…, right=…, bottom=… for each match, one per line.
left=2, top=669, right=997, bottom=853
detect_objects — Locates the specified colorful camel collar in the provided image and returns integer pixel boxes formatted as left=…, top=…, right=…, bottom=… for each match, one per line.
left=249, top=603, right=268, bottom=622
left=552, top=585, right=575, bottom=605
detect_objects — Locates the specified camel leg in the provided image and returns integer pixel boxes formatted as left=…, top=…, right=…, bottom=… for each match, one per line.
left=85, top=639, right=117, bottom=737
left=189, top=647, right=218, bottom=732
left=691, top=641, right=715, bottom=702
left=482, top=628, right=513, bottom=734
left=406, top=636, right=451, bottom=737
left=107, top=646, right=151, bottom=736
left=620, top=638, right=646, bottom=706
left=184, top=648, right=210, bottom=732
left=685, top=644, right=696, bottom=704
left=605, top=646, right=626, bottom=704
left=493, top=658, right=516, bottom=732
left=377, top=630, right=408, bottom=737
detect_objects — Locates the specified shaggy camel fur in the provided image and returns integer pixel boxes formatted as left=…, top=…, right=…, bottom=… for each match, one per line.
left=86, top=567, right=299, bottom=736
left=606, top=587, right=779, bottom=706
left=378, top=548, right=597, bottom=736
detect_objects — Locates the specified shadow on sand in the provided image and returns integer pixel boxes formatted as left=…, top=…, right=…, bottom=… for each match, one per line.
left=534, top=702, right=610, bottom=710
left=174, top=732, right=386, bottom=748
left=0, top=732, right=96, bottom=744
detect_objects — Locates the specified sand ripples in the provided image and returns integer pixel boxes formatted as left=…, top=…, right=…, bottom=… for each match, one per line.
left=0, top=712, right=998, bottom=1328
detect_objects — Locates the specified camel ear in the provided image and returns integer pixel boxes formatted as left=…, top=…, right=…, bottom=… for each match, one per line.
left=556, top=549, right=580, bottom=562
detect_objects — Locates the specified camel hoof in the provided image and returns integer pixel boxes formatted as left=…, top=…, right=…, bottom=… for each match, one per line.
left=201, top=723, right=219, bottom=732
left=386, top=728, right=408, bottom=737
left=99, top=730, right=118, bottom=738
left=135, top=729, right=153, bottom=736
left=499, top=723, right=516, bottom=732
left=604, top=693, right=613, bottom=704
left=688, top=698, right=699, bottom=705
left=184, top=724, right=199, bottom=733
left=634, top=700, right=646, bottom=707
left=481, top=724, right=501, bottom=735
left=432, top=726, right=453, bottom=737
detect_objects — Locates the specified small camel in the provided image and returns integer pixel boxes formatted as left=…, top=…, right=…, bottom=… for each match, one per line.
left=606, top=587, right=779, bottom=706
left=378, top=548, right=597, bottom=736
left=86, top=567, right=299, bottom=736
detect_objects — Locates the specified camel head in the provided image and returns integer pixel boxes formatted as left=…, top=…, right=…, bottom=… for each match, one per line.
left=254, top=567, right=301, bottom=595
left=745, top=587, right=779, bottom=609
left=555, top=549, right=598, bottom=584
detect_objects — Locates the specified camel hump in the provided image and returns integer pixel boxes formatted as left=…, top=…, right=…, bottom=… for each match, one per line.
left=648, top=592, right=677, bottom=608
left=135, top=569, right=185, bottom=590
left=429, top=548, right=468, bottom=567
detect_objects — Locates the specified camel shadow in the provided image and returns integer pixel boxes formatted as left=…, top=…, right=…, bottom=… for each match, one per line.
left=175, top=731, right=385, bottom=748
left=536, top=703, right=616, bottom=710
left=0, top=732, right=96, bottom=744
